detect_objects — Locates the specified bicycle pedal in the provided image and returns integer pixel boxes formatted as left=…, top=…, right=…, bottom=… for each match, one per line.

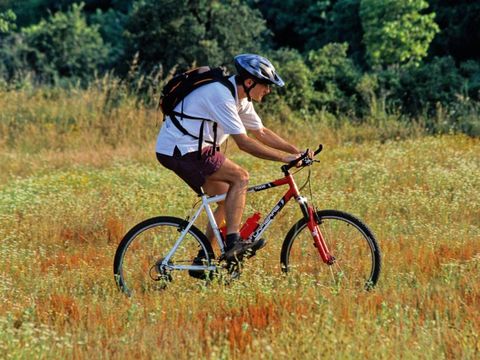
left=245, top=238, right=266, bottom=258
left=226, top=260, right=242, bottom=278
left=229, top=269, right=242, bottom=280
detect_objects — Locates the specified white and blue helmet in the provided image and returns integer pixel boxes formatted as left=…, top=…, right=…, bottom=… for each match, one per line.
left=234, top=54, right=285, bottom=87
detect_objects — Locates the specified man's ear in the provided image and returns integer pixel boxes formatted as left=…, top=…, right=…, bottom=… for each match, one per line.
left=244, top=78, right=255, bottom=87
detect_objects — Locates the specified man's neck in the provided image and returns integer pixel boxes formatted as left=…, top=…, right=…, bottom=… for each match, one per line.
left=236, top=84, right=247, bottom=100
left=235, top=75, right=247, bottom=100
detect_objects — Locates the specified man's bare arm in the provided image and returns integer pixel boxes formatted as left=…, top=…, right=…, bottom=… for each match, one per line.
left=231, top=133, right=300, bottom=163
left=249, top=127, right=300, bottom=154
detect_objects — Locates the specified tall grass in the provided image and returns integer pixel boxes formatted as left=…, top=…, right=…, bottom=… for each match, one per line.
left=0, top=85, right=479, bottom=358
left=0, top=75, right=161, bottom=152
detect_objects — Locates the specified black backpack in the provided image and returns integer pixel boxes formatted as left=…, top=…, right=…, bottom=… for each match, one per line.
left=159, top=66, right=236, bottom=155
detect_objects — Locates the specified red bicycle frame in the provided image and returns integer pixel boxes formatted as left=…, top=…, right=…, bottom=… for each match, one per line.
left=245, top=172, right=335, bottom=265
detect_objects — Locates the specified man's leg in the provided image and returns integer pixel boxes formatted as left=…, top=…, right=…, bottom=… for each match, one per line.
left=202, top=180, right=228, bottom=246
left=202, top=158, right=253, bottom=260
left=203, top=158, right=249, bottom=236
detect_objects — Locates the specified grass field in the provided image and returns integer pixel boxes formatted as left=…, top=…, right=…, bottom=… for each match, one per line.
left=0, top=87, right=479, bottom=358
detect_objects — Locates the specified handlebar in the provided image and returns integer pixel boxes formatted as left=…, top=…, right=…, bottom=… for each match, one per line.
left=281, top=144, right=323, bottom=174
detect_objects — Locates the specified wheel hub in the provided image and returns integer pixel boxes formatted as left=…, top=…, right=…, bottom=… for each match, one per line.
left=149, top=258, right=172, bottom=282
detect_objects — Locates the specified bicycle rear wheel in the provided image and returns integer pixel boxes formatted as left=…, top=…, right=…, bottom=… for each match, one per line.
left=281, top=210, right=381, bottom=290
left=113, top=216, right=214, bottom=296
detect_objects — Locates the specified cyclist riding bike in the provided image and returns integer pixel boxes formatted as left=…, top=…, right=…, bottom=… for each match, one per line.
left=156, top=54, right=313, bottom=269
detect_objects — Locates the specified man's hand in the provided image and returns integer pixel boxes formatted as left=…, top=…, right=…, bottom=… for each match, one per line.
left=282, top=153, right=302, bottom=164
left=282, top=149, right=314, bottom=167
left=304, top=148, right=314, bottom=160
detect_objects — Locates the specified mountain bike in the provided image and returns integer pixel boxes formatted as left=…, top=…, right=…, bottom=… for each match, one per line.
left=113, top=145, right=381, bottom=296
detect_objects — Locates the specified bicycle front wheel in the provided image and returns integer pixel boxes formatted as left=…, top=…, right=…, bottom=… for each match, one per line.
left=281, top=210, right=381, bottom=290
left=113, top=216, right=214, bottom=296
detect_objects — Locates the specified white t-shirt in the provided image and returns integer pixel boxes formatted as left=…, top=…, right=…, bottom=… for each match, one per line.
left=156, top=76, right=263, bottom=156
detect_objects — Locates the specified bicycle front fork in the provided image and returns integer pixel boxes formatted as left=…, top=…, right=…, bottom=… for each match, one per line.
left=307, top=206, right=336, bottom=265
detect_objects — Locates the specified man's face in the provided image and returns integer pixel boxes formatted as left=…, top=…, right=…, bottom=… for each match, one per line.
left=245, top=79, right=271, bottom=102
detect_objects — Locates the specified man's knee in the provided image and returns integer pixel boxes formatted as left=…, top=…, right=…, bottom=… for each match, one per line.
left=233, top=167, right=249, bottom=187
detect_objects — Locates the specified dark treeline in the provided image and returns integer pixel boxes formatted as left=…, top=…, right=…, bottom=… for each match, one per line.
left=0, top=0, right=479, bottom=135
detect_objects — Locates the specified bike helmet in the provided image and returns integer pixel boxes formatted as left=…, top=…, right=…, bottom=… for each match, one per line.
left=234, top=54, right=284, bottom=87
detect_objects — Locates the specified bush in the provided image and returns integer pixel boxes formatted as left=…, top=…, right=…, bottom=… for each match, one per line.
left=460, top=60, right=480, bottom=101
left=90, top=8, right=129, bottom=70
left=21, top=3, right=107, bottom=83
left=397, top=57, right=464, bottom=116
left=0, top=9, right=16, bottom=33
left=306, top=43, right=361, bottom=115
left=0, top=33, right=35, bottom=86
left=360, top=0, right=439, bottom=67
left=260, top=48, right=314, bottom=115
left=123, top=0, right=268, bottom=73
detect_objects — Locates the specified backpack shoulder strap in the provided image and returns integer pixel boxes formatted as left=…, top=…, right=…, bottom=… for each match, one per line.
left=209, top=67, right=236, bottom=100
left=219, top=77, right=236, bottom=99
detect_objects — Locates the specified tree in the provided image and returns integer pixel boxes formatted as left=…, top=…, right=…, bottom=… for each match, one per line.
left=0, top=0, right=134, bottom=27
left=22, top=3, right=107, bottom=82
left=323, top=0, right=365, bottom=67
left=249, top=0, right=334, bottom=52
left=306, top=43, right=361, bottom=114
left=397, top=56, right=463, bottom=115
left=264, top=48, right=315, bottom=112
left=90, top=1, right=135, bottom=69
left=0, top=0, right=73, bottom=28
left=428, top=0, right=480, bottom=63
left=123, top=0, right=268, bottom=73
left=0, top=9, right=15, bottom=33
left=360, top=0, right=440, bottom=67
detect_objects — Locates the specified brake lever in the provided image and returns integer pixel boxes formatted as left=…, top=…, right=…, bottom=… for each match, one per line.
left=281, top=144, right=323, bottom=174
left=301, top=157, right=314, bottom=166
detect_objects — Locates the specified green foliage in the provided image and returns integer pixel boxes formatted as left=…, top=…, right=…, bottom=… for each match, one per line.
left=460, top=60, right=480, bottom=101
left=0, top=0, right=72, bottom=28
left=0, top=33, right=33, bottom=85
left=21, top=3, right=107, bottom=82
left=323, top=0, right=365, bottom=66
left=355, top=72, right=381, bottom=116
left=0, top=0, right=133, bottom=27
left=306, top=43, right=361, bottom=115
left=397, top=57, right=464, bottom=116
left=261, top=44, right=363, bottom=118
left=124, top=0, right=268, bottom=73
left=91, top=8, right=129, bottom=69
left=262, top=48, right=314, bottom=114
left=0, top=9, right=15, bottom=33
left=360, top=0, right=440, bottom=67
left=429, top=0, right=480, bottom=62
left=88, top=1, right=134, bottom=69
left=250, top=0, right=334, bottom=51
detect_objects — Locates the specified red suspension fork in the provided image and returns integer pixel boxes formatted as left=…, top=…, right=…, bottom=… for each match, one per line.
left=286, top=172, right=335, bottom=265
left=307, top=206, right=335, bottom=265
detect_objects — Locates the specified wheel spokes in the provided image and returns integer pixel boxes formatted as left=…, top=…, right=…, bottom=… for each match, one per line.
left=287, top=216, right=376, bottom=290
left=117, top=222, right=212, bottom=294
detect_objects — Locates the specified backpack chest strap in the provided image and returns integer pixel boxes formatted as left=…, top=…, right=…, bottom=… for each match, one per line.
left=169, top=113, right=218, bottom=158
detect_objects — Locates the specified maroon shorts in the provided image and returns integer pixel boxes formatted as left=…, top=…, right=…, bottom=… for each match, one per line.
left=156, top=147, right=225, bottom=194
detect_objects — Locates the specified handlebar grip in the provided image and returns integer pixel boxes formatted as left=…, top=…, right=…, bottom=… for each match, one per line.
left=314, top=144, right=323, bottom=156
left=281, top=144, right=323, bottom=174
left=287, top=151, right=308, bottom=168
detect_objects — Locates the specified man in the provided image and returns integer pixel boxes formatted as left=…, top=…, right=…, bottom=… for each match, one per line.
left=156, top=54, right=308, bottom=266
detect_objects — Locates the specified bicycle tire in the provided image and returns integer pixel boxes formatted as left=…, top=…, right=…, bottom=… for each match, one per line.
left=281, top=210, right=381, bottom=290
left=113, top=216, right=214, bottom=296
